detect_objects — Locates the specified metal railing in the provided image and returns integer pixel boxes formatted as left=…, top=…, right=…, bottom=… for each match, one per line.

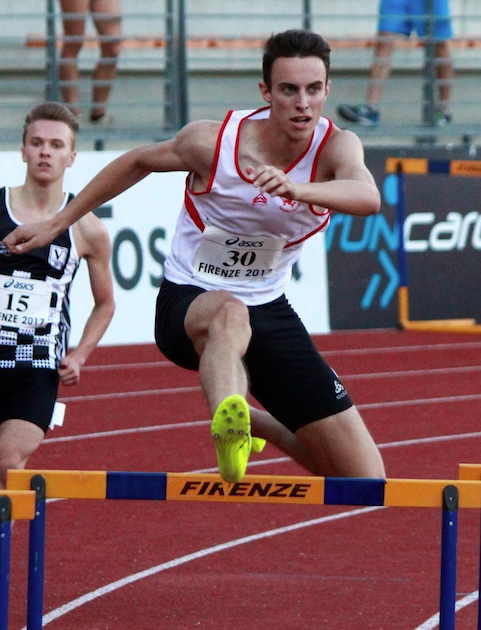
left=0, top=0, right=479, bottom=150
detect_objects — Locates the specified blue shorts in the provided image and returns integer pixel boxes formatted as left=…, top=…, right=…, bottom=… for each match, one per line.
left=378, top=0, right=453, bottom=39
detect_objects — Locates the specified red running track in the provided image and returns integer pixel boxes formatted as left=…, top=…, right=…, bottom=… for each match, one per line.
left=7, top=329, right=481, bottom=630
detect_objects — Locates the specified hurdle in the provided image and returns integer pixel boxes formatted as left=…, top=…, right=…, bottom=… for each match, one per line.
left=458, top=463, right=481, bottom=629
left=386, top=157, right=481, bottom=333
left=0, top=489, right=36, bottom=630
left=7, top=469, right=481, bottom=629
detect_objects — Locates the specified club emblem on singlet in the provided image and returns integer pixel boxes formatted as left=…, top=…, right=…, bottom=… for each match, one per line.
left=279, top=198, right=300, bottom=213
left=251, top=192, right=268, bottom=206
left=48, top=244, right=68, bottom=271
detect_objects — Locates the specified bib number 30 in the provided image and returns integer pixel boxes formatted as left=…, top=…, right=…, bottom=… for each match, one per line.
left=193, top=226, right=286, bottom=282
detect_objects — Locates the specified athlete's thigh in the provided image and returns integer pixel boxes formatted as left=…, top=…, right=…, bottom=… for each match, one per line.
left=245, top=296, right=352, bottom=432
left=155, top=280, right=248, bottom=369
left=0, top=419, right=45, bottom=462
left=184, top=288, right=246, bottom=340
left=295, top=406, right=385, bottom=478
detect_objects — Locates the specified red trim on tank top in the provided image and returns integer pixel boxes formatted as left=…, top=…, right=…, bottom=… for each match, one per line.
left=184, top=187, right=205, bottom=232
left=235, top=107, right=317, bottom=181
left=184, top=112, right=332, bottom=245
left=308, top=117, right=333, bottom=216
left=284, top=213, right=331, bottom=248
left=186, top=110, right=234, bottom=196
left=235, top=107, right=270, bottom=182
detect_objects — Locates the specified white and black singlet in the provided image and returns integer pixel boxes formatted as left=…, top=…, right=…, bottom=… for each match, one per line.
left=0, top=187, right=80, bottom=371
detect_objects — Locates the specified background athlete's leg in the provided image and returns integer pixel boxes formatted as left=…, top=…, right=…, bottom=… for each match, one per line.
left=0, top=420, right=44, bottom=489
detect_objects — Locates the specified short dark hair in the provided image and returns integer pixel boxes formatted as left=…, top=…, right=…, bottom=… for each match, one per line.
left=262, top=29, right=331, bottom=89
left=22, top=102, right=79, bottom=147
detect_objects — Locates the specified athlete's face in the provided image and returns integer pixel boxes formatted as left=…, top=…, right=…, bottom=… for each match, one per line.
left=259, top=56, right=330, bottom=140
left=22, top=120, right=76, bottom=184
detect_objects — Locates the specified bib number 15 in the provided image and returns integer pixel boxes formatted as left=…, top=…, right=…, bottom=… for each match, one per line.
left=5, top=292, right=29, bottom=312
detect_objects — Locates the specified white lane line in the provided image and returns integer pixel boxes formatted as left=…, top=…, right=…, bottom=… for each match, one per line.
left=59, top=385, right=202, bottom=402
left=82, top=340, right=481, bottom=371
left=359, top=394, right=481, bottom=409
left=20, top=505, right=384, bottom=629
left=42, top=420, right=211, bottom=444
left=83, top=361, right=175, bottom=371
left=57, top=388, right=481, bottom=405
left=42, top=422, right=481, bottom=448
left=80, top=363, right=481, bottom=379
left=321, top=341, right=481, bottom=356
left=346, top=365, right=481, bottom=379
left=412, top=591, right=480, bottom=629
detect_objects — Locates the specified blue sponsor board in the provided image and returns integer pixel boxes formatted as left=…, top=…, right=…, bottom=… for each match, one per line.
left=327, top=147, right=481, bottom=330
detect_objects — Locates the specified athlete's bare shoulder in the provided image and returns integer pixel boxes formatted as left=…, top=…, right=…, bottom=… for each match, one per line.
left=171, top=119, right=223, bottom=180
left=130, top=119, right=223, bottom=177
left=325, top=123, right=366, bottom=155
left=174, top=120, right=222, bottom=167
left=316, top=123, right=372, bottom=182
left=72, top=211, right=110, bottom=260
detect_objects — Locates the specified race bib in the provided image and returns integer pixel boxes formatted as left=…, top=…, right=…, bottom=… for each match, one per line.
left=0, top=274, right=52, bottom=329
left=193, top=226, right=287, bottom=282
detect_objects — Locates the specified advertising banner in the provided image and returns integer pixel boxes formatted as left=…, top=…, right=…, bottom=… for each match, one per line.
left=327, top=147, right=481, bottom=330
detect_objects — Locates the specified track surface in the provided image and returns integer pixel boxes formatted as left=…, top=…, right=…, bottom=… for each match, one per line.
left=7, top=329, right=481, bottom=630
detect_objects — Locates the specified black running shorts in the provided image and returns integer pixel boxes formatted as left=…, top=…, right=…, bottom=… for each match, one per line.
left=155, top=279, right=353, bottom=432
left=0, top=367, right=60, bottom=433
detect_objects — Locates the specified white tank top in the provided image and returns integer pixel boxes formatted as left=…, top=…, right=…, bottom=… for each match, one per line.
left=164, top=107, right=332, bottom=305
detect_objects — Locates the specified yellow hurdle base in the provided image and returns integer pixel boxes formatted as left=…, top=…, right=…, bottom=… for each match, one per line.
left=459, top=464, right=481, bottom=480
left=400, top=318, right=481, bottom=334
left=0, top=490, right=36, bottom=520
